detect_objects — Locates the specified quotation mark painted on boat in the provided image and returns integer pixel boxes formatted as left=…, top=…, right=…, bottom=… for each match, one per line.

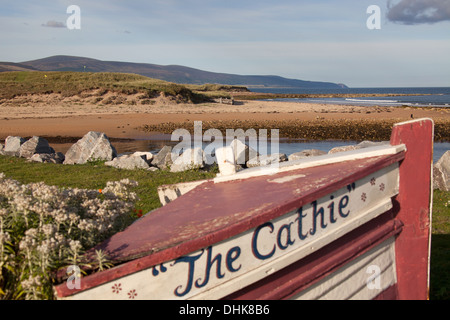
left=67, top=5, right=81, bottom=30
left=367, top=5, right=381, bottom=30
left=66, top=265, right=81, bottom=290
left=347, top=182, right=356, bottom=192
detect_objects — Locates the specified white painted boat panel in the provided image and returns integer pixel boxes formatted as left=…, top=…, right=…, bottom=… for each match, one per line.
left=291, top=237, right=397, bottom=300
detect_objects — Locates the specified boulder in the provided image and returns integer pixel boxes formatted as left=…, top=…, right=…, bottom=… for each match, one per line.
left=170, top=147, right=204, bottom=173
left=328, top=145, right=360, bottom=154
left=132, top=152, right=153, bottom=164
left=64, top=132, right=117, bottom=165
left=151, top=146, right=173, bottom=170
left=357, top=141, right=389, bottom=148
left=4, top=136, right=25, bottom=156
left=247, top=153, right=288, bottom=168
left=328, top=141, right=389, bottom=154
left=288, top=149, right=327, bottom=161
left=29, top=152, right=65, bottom=164
left=19, top=136, right=55, bottom=158
left=433, top=151, right=450, bottom=191
left=105, top=153, right=151, bottom=170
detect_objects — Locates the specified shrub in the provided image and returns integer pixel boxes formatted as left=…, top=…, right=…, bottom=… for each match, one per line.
left=0, top=173, right=139, bottom=300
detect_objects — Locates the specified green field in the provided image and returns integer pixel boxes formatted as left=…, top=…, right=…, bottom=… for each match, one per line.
left=0, top=155, right=448, bottom=300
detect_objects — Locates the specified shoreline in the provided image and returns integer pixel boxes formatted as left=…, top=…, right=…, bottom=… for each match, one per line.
left=1, top=100, right=449, bottom=143
left=230, top=91, right=441, bottom=100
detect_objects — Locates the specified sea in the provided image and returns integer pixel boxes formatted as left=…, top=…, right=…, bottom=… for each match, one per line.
left=252, top=86, right=450, bottom=108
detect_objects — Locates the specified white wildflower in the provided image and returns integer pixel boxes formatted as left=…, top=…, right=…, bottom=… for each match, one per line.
left=0, top=174, right=139, bottom=299
left=10, top=194, right=33, bottom=212
left=0, top=208, right=8, bottom=217
left=19, top=228, right=39, bottom=251
left=51, top=209, right=68, bottom=225
left=68, top=213, right=79, bottom=224
left=69, top=240, right=82, bottom=253
left=53, top=232, right=66, bottom=244
left=41, top=224, right=56, bottom=237
left=19, top=235, right=36, bottom=251
left=0, top=231, right=11, bottom=244
left=24, top=228, right=38, bottom=239
left=78, top=219, right=96, bottom=232
left=21, top=275, right=42, bottom=291
left=36, top=241, right=51, bottom=256
left=29, top=182, right=58, bottom=202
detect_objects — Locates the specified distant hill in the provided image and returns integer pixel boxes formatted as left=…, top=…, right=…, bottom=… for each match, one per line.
left=14, top=55, right=347, bottom=89
left=0, top=62, right=38, bottom=72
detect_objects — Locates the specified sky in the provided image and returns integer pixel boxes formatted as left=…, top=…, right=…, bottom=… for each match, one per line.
left=1, top=0, right=450, bottom=88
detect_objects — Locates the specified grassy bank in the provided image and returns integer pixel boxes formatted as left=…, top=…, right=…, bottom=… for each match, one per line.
left=0, top=71, right=240, bottom=103
left=0, top=155, right=448, bottom=300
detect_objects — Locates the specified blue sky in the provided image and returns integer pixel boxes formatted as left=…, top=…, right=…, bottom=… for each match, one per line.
left=1, top=0, right=450, bottom=87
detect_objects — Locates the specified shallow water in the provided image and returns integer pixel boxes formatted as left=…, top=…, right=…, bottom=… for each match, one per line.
left=50, top=137, right=449, bottom=163
left=265, top=95, right=450, bottom=108
left=278, top=140, right=449, bottom=163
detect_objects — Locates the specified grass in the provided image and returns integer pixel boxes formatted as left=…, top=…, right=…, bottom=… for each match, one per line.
left=0, top=71, right=238, bottom=103
left=0, top=155, right=215, bottom=215
left=0, top=155, right=449, bottom=300
left=430, top=189, right=450, bottom=300
left=184, top=83, right=250, bottom=99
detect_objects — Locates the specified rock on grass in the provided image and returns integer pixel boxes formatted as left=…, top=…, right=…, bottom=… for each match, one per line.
left=64, top=131, right=117, bottom=165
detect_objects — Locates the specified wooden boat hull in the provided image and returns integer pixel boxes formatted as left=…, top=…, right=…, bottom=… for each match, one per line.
left=54, top=118, right=433, bottom=300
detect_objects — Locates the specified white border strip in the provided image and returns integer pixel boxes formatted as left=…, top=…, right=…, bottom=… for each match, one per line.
left=214, top=144, right=406, bottom=184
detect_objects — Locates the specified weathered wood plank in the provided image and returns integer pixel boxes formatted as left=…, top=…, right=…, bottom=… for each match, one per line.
left=390, top=118, right=434, bottom=300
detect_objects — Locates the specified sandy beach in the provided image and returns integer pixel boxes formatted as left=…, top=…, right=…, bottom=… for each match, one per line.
left=1, top=96, right=449, bottom=142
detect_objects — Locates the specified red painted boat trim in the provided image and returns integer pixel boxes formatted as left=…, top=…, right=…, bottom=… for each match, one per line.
left=373, top=284, right=398, bottom=300
left=222, top=212, right=403, bottom=300
left=55, top=152, right=405, bottom=298
left=390, top=119, right=433, bottom=300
